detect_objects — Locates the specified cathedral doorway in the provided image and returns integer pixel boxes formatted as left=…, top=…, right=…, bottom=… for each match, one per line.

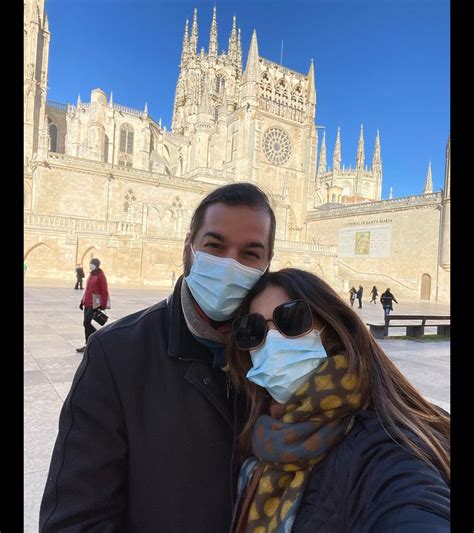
left=420, top=273, right=431, bottom=300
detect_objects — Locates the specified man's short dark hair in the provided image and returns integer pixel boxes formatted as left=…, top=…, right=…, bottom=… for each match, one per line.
left=189, top=182, right=276, bottom=258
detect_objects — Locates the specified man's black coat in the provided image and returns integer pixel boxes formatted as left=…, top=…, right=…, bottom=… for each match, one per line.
left=40, top=277, right=242, bottom=532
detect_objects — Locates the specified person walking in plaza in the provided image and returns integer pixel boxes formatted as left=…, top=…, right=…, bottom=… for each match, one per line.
left=356, top=284, right=364, bottom=308
left=40, top=183, right=276, bottom=532
left=228, top=268, right=450, bottom=532
left=370, top=284, right=378, bottom=303
left=75, top=258, right=109, bottom=353
left=381, top=287, right=398, bottom=316
left=349, top=286, right=356, bottom=307
left=74, top=263, right=85, bottom=290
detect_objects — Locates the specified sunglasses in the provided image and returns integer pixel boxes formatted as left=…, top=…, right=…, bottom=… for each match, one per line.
left=232, top=299, right=313, bottom=350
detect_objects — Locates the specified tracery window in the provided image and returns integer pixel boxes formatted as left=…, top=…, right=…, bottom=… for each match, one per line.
left=215, top=74, right=226, bottom=93
left=262, top=128, right=292, bottom=166
left=123, top=189, right=136, bottom=212
left=119, top=124, right=134, bottom=154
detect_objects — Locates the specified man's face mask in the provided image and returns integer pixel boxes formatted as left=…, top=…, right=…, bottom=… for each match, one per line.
left=185, top=246, right=267, bottom=321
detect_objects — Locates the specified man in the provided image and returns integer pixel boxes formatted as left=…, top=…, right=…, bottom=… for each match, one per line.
left=75, top=257, right=109, bottom=353
left=356, top=284, right=364, bottom=308
left=74, top=263, right=85, bottom=290
left=381, top=287, right=398, bottom=316
left=40, top=183, right=275, bottom=532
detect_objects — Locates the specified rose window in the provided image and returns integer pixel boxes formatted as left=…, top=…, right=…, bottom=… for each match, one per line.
left=262, top=128, right=291, bottom=165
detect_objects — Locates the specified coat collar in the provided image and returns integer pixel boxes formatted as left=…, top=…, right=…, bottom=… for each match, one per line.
left=167, top=275, right=216, bottom=364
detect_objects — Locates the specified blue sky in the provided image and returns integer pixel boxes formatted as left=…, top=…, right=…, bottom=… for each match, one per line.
left=45, top=0, right=449, bottom=199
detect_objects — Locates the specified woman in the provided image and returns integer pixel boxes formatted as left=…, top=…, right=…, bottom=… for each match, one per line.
left=76, top=257, right=109, bottom=353
left=381, top=287, right=398, bottom=315
left=349, top=286, right=356, bottom=307
left=228, top=268, right=449, bottom=532
left=370, top=285, right=378, bottom=303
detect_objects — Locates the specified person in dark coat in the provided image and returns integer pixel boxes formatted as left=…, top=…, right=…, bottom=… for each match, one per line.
left=228, top=269, right=450, bottom=532
left=381, top=287, right=398, bottom=315
left=76, top=258, right=109, bottom=353
left=74, top=263, right=85, bottom=290
left=39, top=183, right=276, bottom=533
left=356, top=284, right=364, bottom=308
left=370, top=284, right=378, bottom=303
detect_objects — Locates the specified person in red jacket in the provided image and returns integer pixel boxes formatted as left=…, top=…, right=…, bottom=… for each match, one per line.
left=76, top=257, right=109, bottom=353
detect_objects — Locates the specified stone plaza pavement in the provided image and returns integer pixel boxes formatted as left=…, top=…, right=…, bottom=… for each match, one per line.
left=24, top=282, right=450, bottom=532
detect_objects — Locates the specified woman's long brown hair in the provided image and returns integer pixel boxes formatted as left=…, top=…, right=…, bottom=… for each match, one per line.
left=228, top=268, right=450, bottom=480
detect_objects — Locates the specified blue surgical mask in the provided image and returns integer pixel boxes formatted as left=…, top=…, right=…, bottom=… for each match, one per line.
left=186, top=247, right=266, bottom=321
left=246, top=328, right=327, bottom=404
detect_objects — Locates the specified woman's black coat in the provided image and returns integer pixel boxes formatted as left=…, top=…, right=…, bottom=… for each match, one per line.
left=292, top=409, right=450, bottom=532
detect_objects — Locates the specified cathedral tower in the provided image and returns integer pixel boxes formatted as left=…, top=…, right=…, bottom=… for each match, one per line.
left=171, top=7, right=242, bottom=137
left=439, top=135, right=450, bottom=271
left=24, top=0, right=50, bottom=162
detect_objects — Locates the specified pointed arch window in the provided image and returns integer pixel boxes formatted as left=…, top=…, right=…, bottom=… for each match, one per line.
left=48, top=120, right=58, bottom=152
left=215, top=74, right=226, bottom=93
left=104, top=134, right=109, bottom=163
left=119, top=124, right=134, bottom=154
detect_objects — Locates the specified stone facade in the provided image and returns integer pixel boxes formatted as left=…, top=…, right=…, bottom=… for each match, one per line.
left=23, top=0, right=450, bottom=301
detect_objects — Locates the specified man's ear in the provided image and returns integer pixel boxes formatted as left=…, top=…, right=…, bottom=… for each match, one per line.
left=182, top=232, right=191, bottom=261
left=268, top=250, right=274, bottom=267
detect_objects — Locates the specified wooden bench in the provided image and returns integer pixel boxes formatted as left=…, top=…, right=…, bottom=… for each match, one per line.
left=367, top=315, right=450, bottom=339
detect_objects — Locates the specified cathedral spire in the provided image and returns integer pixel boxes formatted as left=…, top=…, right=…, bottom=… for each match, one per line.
left=444, top=134, right=450, bottom=200
left=208, top=5, right=218, bottom=57
left=332, top=127, right=341, bottom=171
left=228, top=15, right=238, bottom=60
left=190, top=8, right=198, bottom=54
left=371, top=130, right=381, bottom=170
left=77, top=94, right=81, bottom=106
left=356, top=124, right=364, bottom=170
left=181, top=18, right=189, bottom=65
left=317, top=130, right=327, bottom=176
left=423, top=161, right=433, bottom=194
left=237, top=27, right=242, bottom=69
left=307, top=59, right=316, bottom=106
left=109, top=91, right=113, bottom=106
left=243, top=29, right=259, bottom=83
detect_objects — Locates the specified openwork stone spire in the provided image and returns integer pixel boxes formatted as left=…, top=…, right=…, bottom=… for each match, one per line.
left=181, top=18, right=189, bottom=65
left=332, top=126, right=341, bottom=171
left=190, top=8, right=198, bottom=54
left=356, top=124, right=364, bottom=170
left=208, top=5, right=217, bottom=56
left=423, top=161, right=433, bottom=194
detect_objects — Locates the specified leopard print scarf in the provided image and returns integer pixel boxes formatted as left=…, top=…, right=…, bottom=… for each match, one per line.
left=236, top=354, right=362, bottom=533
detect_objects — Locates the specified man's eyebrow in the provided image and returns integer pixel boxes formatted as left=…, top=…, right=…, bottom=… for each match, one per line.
left=203, top=231, right=225, bottom=241
left=246, top=241, right=265, bottom=250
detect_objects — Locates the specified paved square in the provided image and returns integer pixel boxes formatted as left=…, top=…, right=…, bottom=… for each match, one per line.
left=24, top=282, right=449, bottom=532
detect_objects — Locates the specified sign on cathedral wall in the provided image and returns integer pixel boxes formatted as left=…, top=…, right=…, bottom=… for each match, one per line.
left=338, top=223, right=392, bottom=258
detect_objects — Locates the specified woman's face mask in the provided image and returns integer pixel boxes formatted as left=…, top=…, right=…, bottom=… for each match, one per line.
left=246, top=327, right=328, bottom=404
left=89, top=264, right=96, bottom=271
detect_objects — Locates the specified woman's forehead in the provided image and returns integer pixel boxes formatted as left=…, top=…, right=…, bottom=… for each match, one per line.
left=249, top=285, right=290, bottom=316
